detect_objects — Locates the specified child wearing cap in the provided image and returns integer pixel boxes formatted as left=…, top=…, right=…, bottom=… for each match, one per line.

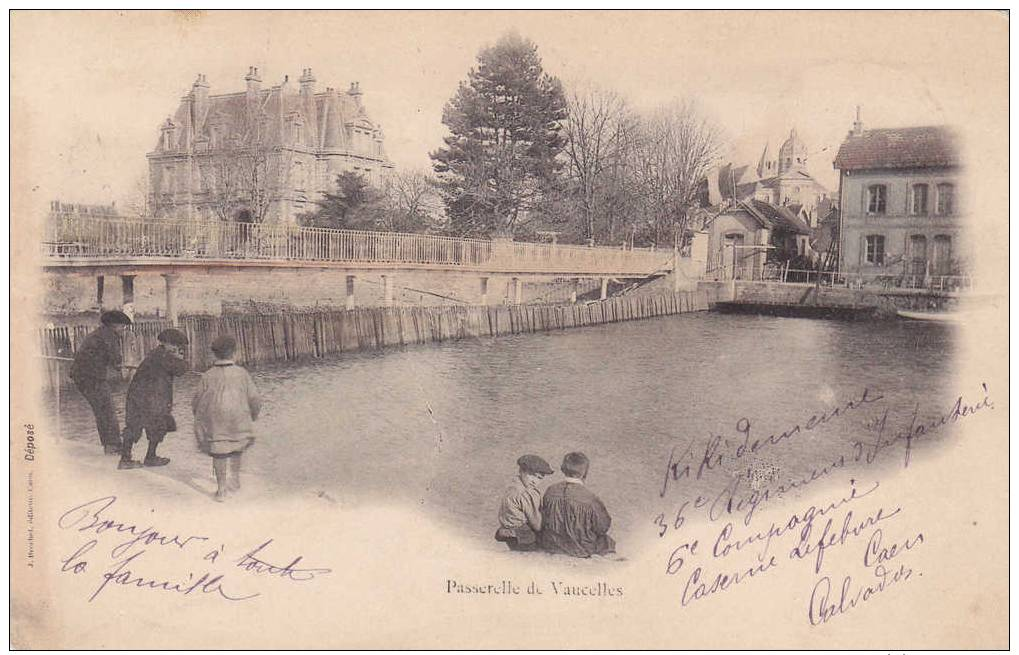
left=192, top=335, right=261, bottom=502
left=119, top=328, right=189, bottom=469
left=495, top=454, right=554, bottom=551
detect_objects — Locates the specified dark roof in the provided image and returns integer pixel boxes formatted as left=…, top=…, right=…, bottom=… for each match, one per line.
left=156, top=76, right=383, bottom=156
left=745, top=200, right=812, bottom=235
left=833, top=126, right=959, bottom=171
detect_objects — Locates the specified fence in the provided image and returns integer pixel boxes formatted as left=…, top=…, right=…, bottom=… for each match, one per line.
left=39, top=290, right=712, bottom=391
left=706, top=254, right=975, bottom=291
left=43, top=213, right=673, bottom=276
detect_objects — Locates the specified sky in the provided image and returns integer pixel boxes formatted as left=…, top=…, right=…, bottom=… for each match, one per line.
left=10, top=10, right=1008, bottom=210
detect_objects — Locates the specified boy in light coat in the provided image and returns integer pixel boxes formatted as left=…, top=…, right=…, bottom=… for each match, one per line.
left=192, top=335, right=261, bottom=501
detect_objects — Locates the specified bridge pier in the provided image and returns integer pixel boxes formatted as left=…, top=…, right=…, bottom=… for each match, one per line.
left=511, top=277, right=523, bottom=305
left=382, top=275, right=394, bottom=307
left=121, top=275, right=135, bottom=304
left=600, top=277, right=609, bottom=300
left=95, top=275, right=105, bottom=311
left=479, top=277, right=489, bottom=306
left=345, top=275, right=356, bottom=310
left=569, top=278, right=579, bottom=304
left=162, top=274, right=179, bottom=325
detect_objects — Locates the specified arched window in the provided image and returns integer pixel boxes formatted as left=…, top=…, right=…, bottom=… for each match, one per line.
left=910, top=184, right=929, bottom=215
left=867, top=185, right=887, bottom=214
left=936, top=183, right=955, bottom=215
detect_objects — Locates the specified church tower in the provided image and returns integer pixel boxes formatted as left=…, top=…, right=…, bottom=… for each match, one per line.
left=778, top=128, right=808, bottom=174
left=756, top=141, right=775, bottom=178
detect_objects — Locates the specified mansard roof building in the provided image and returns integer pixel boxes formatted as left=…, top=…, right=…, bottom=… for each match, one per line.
left=148, top=68, right=393, bottom=224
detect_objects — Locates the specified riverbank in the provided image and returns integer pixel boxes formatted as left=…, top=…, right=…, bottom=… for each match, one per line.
left=40, top=289, right=721, bottom=389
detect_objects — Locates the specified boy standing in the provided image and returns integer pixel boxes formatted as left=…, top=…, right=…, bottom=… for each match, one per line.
left=495, top=454, right=554, bottom=551
left=119, top=328, right=189, bottom=469
left=192, top=335, right=262, bottom=502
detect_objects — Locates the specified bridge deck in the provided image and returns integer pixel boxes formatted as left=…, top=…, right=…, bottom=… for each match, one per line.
left=43, top=215, right=676, bottom=278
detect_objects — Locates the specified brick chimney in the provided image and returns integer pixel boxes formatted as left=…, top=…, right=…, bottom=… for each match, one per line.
left=245, top=66, right=262, bottom=96
left=299, top=68, right=316, bottom=95
left=851, top=105, right=864, bottom=137
left=191, top=73, right=209, bottom=120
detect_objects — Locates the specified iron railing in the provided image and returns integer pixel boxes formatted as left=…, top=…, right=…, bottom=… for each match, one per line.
left=43, top=214, right=674, bottom=276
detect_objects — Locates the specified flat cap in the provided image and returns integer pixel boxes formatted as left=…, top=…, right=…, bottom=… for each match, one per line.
left=100, top=310, right=133, bottom=326
left=157, top=328, right=189, bottom=347
left=517, top=454, right=554, bottom=475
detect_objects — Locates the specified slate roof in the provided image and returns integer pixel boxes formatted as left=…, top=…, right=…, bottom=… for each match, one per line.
left=833, top=126, right=959, bottom=171
left=155, top=74, right=383, bottom=156
left=744, top=200, right=812, bottom=235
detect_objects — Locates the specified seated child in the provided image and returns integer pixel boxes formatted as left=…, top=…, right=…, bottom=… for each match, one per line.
left=539, top=452, right=616, bottom=558
left=192, top=335, right=261, bottom=502
left=495, top=454, right=554, bottom=551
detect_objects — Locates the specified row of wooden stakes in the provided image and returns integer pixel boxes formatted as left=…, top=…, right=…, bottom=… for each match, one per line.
left=39, top=290, right=711, bottom=390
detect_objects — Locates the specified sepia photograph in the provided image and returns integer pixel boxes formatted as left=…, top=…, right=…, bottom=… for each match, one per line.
left=9, top=9, right=1009, bottom=649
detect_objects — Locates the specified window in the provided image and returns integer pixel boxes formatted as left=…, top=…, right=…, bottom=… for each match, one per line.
left=867, top=185, right=887, bottom=214
left=910, top=184, right=929, bottom=215
left=936, top=183, right=955, bottom=215
left=865, top=235, right=885, bottom=265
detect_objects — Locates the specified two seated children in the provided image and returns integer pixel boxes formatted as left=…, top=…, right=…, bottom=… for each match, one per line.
left=496, top=451, right=616, bottom=558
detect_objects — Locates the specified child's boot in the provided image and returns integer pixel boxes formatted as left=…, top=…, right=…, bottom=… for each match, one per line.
left=228, top=453, right=242, bottom=491
left=118, top=440, right=142, bottom=470
left=213, top=458, right=229, bottom=502
left=143, top=438, right=170, bottom=467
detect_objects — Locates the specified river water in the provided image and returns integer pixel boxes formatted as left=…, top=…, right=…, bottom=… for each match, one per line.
left=52, top=311, right=962, bottom=553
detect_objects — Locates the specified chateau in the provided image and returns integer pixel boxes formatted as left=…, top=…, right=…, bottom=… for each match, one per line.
left=147, top=68, right=393, bottom=224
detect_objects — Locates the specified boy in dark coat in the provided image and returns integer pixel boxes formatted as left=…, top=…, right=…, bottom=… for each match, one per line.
left=539, top=452, right=616, bottom=558
left=69, top=310, right=132, bottom=454
left=119, top=328, right=189, bottom=469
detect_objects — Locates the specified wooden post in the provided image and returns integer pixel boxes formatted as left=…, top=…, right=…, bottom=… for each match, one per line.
left=96, top=275, right=105, bottom=311
left=382, top=275, right=394, bottom=307
left=162, top=273, right=179, bottom=325
left=600, top=277, right=609, bottom=300
left=345, top=275, right=356, bottom=310
left=569, top=278, right=579, bottom=304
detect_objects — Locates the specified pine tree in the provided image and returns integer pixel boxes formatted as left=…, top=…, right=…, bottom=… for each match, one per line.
left=297, top=172, right=382, bottom=230
left=431, top=32, right=567, bottom=237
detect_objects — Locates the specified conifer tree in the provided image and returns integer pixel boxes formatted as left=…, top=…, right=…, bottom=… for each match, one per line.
left=431, top=33, right=567, bottom=237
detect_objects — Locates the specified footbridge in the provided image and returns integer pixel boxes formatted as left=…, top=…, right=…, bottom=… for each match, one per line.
left=43, top=215, right=689, bottom=319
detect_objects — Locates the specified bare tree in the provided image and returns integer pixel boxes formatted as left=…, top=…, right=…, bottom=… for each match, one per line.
left=560, top=87, right=634, bottom=243
left=624, top=100, right=724, bottom=246
left=377, top=168, right=445, bottom=232
left=197, top=113, right=294, bottom=223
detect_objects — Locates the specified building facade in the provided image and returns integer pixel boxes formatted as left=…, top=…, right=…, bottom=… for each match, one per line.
left=701, top=199, right=812, bottom=280
left=147, top=68, right=394, bottom=224
left=833, top=116, right=962, bottom=282
left=706, top=128, right=832, bottom=228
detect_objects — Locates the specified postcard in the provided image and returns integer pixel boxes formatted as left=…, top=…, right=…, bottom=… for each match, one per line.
left=10, top=9, right=1009, bottom=649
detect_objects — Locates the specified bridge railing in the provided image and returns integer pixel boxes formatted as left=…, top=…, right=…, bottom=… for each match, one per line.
left=43, top=214, right=672, bottom=275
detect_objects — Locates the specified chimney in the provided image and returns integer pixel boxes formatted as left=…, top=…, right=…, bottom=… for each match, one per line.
left=348, top=81, right=363, bottom=110
left=191, top=73, right=209, bottom=119
left=245, top=66, right=262, bottom=96
left=299, top=68, right=316, bottom=95
left=159, top=117, right=177, bottom=151
left=851, top=105, right=864, bottom=137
